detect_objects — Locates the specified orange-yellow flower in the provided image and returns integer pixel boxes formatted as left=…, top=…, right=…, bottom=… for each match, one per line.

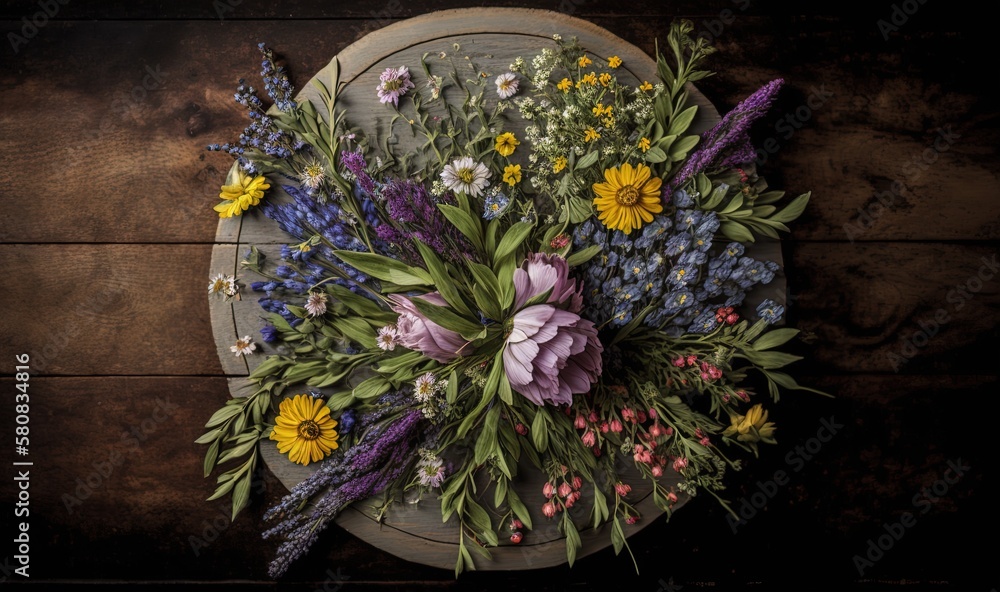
left=599, top=73, right=613, bottom=87
left=557, top=78, right=573, bottom=93
left=638, top=137, right=651, bottom=152
left=553, top=156, right=568, bottom=173
left=494, top=132, right=519, bottom=157
left=639, top=81, right=654, bottom=92
left=215, top=171, right=269, bottom=218
left=592, top=163, right=663, bottom=234
left=578, top=55, right=592, bottom=67
left=607, top=56, right=622, bottom=68
left=270, top=394, right=339, bottom=465
left=584, top=128, right=601, bottom=143
left=503, top=163, right=522, bottom=186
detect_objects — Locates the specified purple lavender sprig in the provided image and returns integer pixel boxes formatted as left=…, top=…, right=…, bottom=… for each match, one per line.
left=666, top=78, right=784, bottom=194
left=263, top=400, right=422, bottom=578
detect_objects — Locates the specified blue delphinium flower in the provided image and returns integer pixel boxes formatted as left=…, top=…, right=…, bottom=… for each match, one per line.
left=260, top=323, right=279, bottom=343
left=757, top=299, right=785, bottom=324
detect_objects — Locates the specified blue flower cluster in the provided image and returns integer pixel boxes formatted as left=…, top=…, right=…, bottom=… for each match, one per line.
left=573, top=189, right=779, bottom=336
left=258, top=43, right=296, bottom=113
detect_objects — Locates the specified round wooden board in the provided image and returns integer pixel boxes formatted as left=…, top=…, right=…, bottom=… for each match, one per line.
left=208, top=7, right=784, bottom=572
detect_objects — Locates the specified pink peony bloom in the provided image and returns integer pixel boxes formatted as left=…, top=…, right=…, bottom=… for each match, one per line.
left=390, top=293, right=471, bottom=363
left=503, top=254, right=602, bottom=406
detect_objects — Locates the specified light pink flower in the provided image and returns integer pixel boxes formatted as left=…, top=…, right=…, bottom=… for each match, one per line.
left=376, top=66, right=415, bottom=106
left=503, top=254, right=602, bottom=406
left=390, top=293, right=471, bottom=363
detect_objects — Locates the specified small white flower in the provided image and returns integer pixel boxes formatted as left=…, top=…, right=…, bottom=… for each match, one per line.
left=209, top=273, right=239, bottom=299
left=231, top=335, right=256, bottom=357
left=414, top=372, right=437, bottom=403
left=440, top=156, right=490, bottom=197
left=377, top=325, right=400, bottom=351
left=552, top=33, right=562, bottom=41
left=495, top=72, right=519, bottom=99
left=301, top=161, right=326, bottom=190
left=304, top=291, right=327, bottom=317
left=416, top=456, right=446, bottom=487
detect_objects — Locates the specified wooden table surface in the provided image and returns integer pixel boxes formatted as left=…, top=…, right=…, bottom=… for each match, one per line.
left=0, top=1, right=995, bottom=590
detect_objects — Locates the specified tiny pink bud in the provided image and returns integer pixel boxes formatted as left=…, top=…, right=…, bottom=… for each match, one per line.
left=625, top=515, right=638, bottom=525
left=600, top=421, right=610, bottom=433
left=672, top=356, right=686, bottom=367
left=510, top=531, right=523, bottom=544
left=665, top=426, right=674, bottom=436
left=637, top=411, right=647, bottom=423
left=510, top=519, right=523, bottom=530
left=574, top=415, right=587, bottom=429
left=587, top=411, right=599, bottom=423
left=542, top=501, right=557, bottom=518
left=542, top=482, right=555, bottom=499
left=515, top=423, right=528, bottom=435
left=648, top=408, right=657, bottom=419
left=610, top=419, right=623, bottom=433
left=582, top=430, right=596, bottom=447
left=615, top=482, right=632, bottom=496
left=686, top=354, right=697, bottom=366
left=558, top=482, right=572, bottom=498
left=667, top=492, right=678, bottom=503
left=651, top=465, right=663, bottom=477
left=572, top=476, right=582, bottom=490
left=672, top=457, right=688, bottom=472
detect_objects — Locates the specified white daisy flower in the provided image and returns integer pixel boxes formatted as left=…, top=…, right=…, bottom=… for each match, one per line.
left=301, top=161, right=326, bottom=190
left=209, top=273, right=239, bottom=299
left=416, top=456, right=446, bottom=488
left=304, top=292, right=328, bottom=317
left=495, top=72, right=519, bottom=99
left=413, top=372, right=437, bottom=403
left=231, top=335, right=256, bottom=357
left=377, top=325, right=400, bottom=351
left=440, top=156, right=490, bottom=197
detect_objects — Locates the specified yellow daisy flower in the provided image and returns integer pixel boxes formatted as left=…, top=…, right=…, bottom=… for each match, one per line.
left=584, top=128, right=601, bottom=143
left=553, top=156, right=568, bottom=173
left=608, top=56, right=622, bottom=68
left=638, top=137, right=651, bottom=152
left=557, top=78, right=573, bottom=93
left=639, top=81, right=654, bottom=92
left=592, top=162, right=663, bottom=234
left=599, top=73, right=613, bottom=87
left=578, top=55, right=592, bottom=67
left=494, top=132, right=519, bottom=157
left=592, top=103, right=612, bottom=117
left=270, top=394, right=339, bottom=466
left=214, top=171, right=270, bottom=218
left=503, top=163, right=522, bottom=186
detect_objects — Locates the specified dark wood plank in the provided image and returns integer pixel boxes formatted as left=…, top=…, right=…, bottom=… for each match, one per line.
left=0, top=244, right=222, bottom=375
left=1, top=18, right=997, bottom=243
left=1, top=374, right=991, bottom=586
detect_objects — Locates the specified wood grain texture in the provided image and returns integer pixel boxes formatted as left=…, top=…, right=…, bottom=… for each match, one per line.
left=0, top=0, right=995, bottom=587
left=1, top=16, right=996, bottom=243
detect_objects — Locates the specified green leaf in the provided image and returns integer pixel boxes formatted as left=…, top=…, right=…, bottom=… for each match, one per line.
left=413, top=240, right=473, bottom=317
left=667, top=105, right=698, bottom=136
left=326, top=284, right=395, bottom=322
left=753, top=328, right=799, bottom=351
left=231, top=464, right=253, bottom=521
left=333, top=251, right=433, bottom=286
left=203, top=438, right=220, bottom=478
left=204, top=404, right=241, bottom=429
left=576, top=150, right=599, bottom=169
left=330, top=317, right=377, bottom=349
left=352, top=376, right=392, bottom=400
left=667, top=134, right=700, bottom=161
left=507, top=489, right=533, bottom=529
left=566, top=245, right=603, bottom=268
left=446, top=369, right=459, bottom=405
left=438, top=204, right=485, bottom=253
left=720, top=221, right=756, bottom=243
left=567, top=197, right=593, bottom=224
left=493, top=221, right=534, bottom=264
left=468, top=262, right=503, bottom=309
left=564, top=518, right=581, bottom=566
left=474, top=406, right=500, bottom=465
left=531, top=409, right=549, bottom=452
left=643, top=146, right=668, bottom=164
left=770, top=192, right=811, bottom=224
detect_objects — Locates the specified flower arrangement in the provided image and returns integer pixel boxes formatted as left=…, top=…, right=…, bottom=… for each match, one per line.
left=199, top=22, right=825, bottom=577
